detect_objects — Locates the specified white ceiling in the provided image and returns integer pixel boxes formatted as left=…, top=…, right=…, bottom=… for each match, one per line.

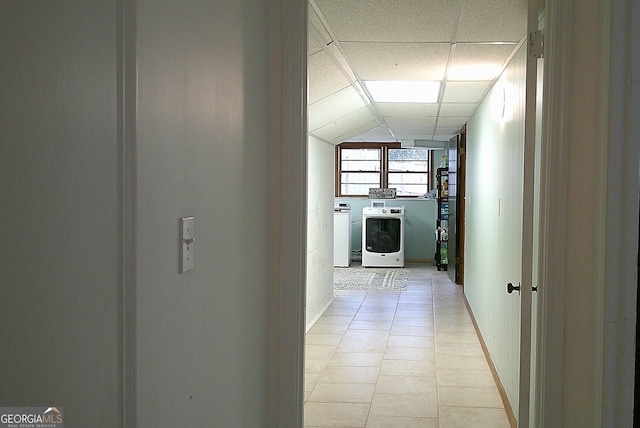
left=307, top=0, right=527, bottom=144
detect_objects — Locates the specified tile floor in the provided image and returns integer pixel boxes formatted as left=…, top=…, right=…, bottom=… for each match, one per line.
left=304, top=263, right=511, bottom=428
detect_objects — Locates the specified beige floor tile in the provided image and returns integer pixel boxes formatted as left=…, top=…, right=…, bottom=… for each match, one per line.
left=307, top=382, right=376, bottom=404
left=336, top=338, right=388, bottom=353
left=379, top=359, right=436, bottom=377
left=306, top=358, right=330, bottom=374
left=328, top=352, right=384, bottom=367
left=306, top=265, right=510, bottom=426
left=387, top=334, right=434, bottom=348
left=435, top=341, right=485, bottom=357
left=306, top=344, right=337, bottom=359
left=394, top=310, right=432, bottom=319
left=353, top=311, right=396, bottom=322
left=348, top=320, right=393, bottom=330
left=396, top=302, right=431, bottom=311
left=306, top=372, right=321, bottom=392
left=434, top=305, right=469, bottom=314
left=436, top=367, right=496, bottom=387
left=438, top=385, right=504, bottom=408
left=405, top=285, right=432, bottom=292
left=399, top=290, right=431, bottom=299
left=323, top=307, right=360, bottom=317
left=435, top=331, right=480, bottom=345
left=390, top=324, right=434, bottom=337
left=309, top=323, right=349, bottom=335
left=307, top=333, right=344, bottom=346
left=436, top=354, right=491, bottom=371
left=318, top=366, right=380, bottom=384
left=369, top=392, right=438, bottom=418
left=365, top=415, right=438, bottom=428
left=392, top=317, right=432, bottom=327
left=304, top=402, right=369, bottom=427
left=316, top=315, right=356, bottom=325
left=343, top=329, right=390, bottom=341
left=434, top=322, right=476, bottom=334
left=383, top=346, right=432, bottom=361
left=374, top=375, right=437, bottom=395
left=438, top=406, right=511, bottom=428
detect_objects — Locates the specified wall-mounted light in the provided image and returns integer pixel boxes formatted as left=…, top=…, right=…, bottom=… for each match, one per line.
left=490, top=80, right=514, bottom=123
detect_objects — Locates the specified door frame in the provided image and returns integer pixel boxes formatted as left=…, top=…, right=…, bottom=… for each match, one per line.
left=266, top=0, right=640, bottom=426
left=267, top=0, right=308, bottom=426
left=535, top=0, right=640, bottom=425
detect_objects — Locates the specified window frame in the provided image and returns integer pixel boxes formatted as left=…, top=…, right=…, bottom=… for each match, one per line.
left=335, top=142, right=432, bottom=198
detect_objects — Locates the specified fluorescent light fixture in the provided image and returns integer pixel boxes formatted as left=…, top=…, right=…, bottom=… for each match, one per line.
left=364, top=81, right=440, bottom=103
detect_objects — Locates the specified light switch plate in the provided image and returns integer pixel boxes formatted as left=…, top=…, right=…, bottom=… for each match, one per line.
left=180, top=216, right=194, bottom=273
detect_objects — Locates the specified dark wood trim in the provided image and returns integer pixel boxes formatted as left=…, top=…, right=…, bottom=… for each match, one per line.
left=457, top=125, right=467, bottom=286
left=334, top=142, right=427, bottom=198
left=334, top=144, right=341, bottom=197
left=463, top=293, right=517, bottom=428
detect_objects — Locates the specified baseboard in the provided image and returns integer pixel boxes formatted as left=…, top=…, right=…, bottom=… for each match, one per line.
left=463, top=293, right=517, bottom=428
left=405, top=258, right=434, bottom=264
left=305, top=296, right=335, bottom=333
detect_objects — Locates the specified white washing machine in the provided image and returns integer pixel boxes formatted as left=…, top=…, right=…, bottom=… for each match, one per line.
left=361, top=206, right=405, bottom=268
left=334, top=204, right=351, bottom=267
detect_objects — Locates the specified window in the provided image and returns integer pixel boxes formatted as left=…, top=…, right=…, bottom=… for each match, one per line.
left=336, top=142, right=431, bottom=197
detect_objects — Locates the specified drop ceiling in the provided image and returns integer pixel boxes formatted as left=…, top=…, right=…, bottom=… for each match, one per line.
left=307, top=0, right=527, bottom=144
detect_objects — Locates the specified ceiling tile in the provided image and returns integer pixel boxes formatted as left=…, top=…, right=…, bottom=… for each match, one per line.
left=308, top=32, right=324, bottom=56
left=342, top=42, right=449, bottom=81
left=436, top=116, right=467, bottom=128
left=442, top=81, right=491, bottom=103
left=377, top=102, right=439, bottom=117
left=345, top=125, right=398, bottom=142
left=435, top=125, right=463, bottom=134
left=307, top=50, right=351, bottom=103
left=448, top=43, right=518, bottom=81
left=457, top=0, right=527, bottom=43
left=385, top=116, right=437, bottom=135
left=314, top=0, right=459, bottom=43
left=433, top=133, right=457, bottom=141
left=309, top=5, right=332, bottom=45
left=308, top=87, right=367, bottom=131
left=439, top=103, right=477, bottom=116
left=311, top=107, right=379, bottom=142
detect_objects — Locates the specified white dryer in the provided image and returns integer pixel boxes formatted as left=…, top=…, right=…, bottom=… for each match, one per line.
left=361, top=206, right=405, bottom=268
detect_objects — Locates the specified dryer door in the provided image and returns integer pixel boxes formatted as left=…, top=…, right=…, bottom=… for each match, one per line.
left=364, top=217, right=401, bottom=253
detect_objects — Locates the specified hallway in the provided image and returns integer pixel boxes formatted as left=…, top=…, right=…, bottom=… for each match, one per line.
left=304, top=263, right=511, bottom=427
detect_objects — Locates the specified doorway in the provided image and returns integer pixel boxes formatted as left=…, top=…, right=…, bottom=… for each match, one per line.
left=283, top=0, right=640, bottom=427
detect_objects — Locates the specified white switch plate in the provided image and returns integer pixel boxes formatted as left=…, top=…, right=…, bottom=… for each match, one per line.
left=180, top=216, right=194, bottom=273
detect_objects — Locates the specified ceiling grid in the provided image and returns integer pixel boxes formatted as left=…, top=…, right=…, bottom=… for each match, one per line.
left=307, top=0, right=527, bottom=144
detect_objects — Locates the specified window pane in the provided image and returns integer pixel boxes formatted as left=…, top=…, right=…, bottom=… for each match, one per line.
left=341, top=160, right=381, bottom=171
left=341, top=183, right=379, bottom=195
left=388, top=148, right=429, bottom=172
left=389, top=172, right=429, bottom=196
left=341, top=172, right=380, bottom=183
left=388, top=172, right=429, bottom=185
left=391, top=183, right=429, bottom=197
left=341, top=171, right=380, bottom=195
left=341, top=148, right=380, bottom=161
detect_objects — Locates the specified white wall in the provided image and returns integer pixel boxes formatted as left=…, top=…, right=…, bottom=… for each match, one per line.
left=135, top=0, right=272, bottom=426
left=0, top=1, right=281, bottom=426
left=464, top=45, right=526, bottom=416
left=0, top=2, right=120, bottom=426
left=306, top=136, right=335, bottom=329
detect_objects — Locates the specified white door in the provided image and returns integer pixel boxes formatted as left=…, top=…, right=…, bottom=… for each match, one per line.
left=516, top=0, right=543, bottom=425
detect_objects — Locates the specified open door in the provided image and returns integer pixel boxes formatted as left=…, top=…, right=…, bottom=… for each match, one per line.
left=514, top=0, right=543, bottom=426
